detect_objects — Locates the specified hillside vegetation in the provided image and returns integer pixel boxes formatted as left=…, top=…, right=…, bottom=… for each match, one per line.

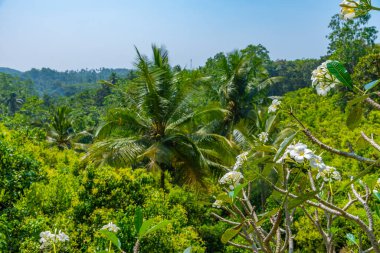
left=1, top=2, right=380, bottom=253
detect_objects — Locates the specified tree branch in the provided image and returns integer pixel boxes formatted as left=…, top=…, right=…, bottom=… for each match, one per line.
left=365, top=97, right=380, bottom=111
left=361, top=132, right=380, bottom=153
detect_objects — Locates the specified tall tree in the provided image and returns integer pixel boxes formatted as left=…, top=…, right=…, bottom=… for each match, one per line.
left=327, top=14, right=378, bottom=72
left=203, top=46, right=281, bottom=138
left=85, top=45, right=234, bottom=187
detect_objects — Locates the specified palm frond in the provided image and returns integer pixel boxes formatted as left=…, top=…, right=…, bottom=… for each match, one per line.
left=83, top=138, right=145, bottom=167
left=95, top=109, right=149, bottom=139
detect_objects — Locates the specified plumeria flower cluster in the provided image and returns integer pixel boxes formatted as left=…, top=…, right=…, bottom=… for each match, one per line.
left=214, top=152, right=247, bottom=208
left=101, top=222, right=120, bottom=233
left=339, top=0, right=375, bottom=20
left=232, top=151, right=248, bottom=171
left=268, top=99, right=281, bottom=113
left=316, top=166, right=342, bottom=182
left=212, top=199, right=223, bottom=208
left=340, top=0, right=359, bottom=20
left=311, top=60, right=341, bottom=96
left=258, top=132, right=269, bottom=143
left=219, top=171, right=244, bottom=190
left=218, top=152, right=246, bottom=190
left=40, top=230, right=69, bottom=250
left=277, top=142, right=341, bottom=182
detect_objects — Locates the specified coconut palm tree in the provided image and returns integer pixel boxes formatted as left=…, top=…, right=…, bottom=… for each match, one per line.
left=84, top=45, right=235, bottom=187
left=47, top=106, right=75, bottom=150
left=208, top=50, right=282, bottom=138
left=47, top=106, right=93, bottom=150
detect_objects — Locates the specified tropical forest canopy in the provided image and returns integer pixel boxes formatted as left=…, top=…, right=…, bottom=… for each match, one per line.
left=0, top=1, right=380, bottom=252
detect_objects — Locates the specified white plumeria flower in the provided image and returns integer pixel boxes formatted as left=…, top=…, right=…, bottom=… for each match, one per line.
left=289, top=142, right=314, bottom=163
left=219, top=171, right=243, bottom=188
left=276, top=143, right=297, bottom=164
left=311, top=60, right=340, bottom=96
left=309, top=155, right=326, bottom=170
left=340, top=0, right=358, bottom=20
left=40, top=231, right=54, bottom=248
left=212, top=199, right=223, bottom=208
left=315, top=83, right=334, bottom=96
left=258, top=132, right=269, bottom=143
left=39, top=230, right=69, bottom=249
left=101, top=222, right=120, bottom=233
left=57, top=231, right=69, bottom=242
left=268, top=99, right=281, bottom=113
left=317, top=166, right=341, bottom=182
left=232, top=152, right=248, bottom=171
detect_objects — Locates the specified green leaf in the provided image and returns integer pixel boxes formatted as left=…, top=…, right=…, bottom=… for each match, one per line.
left=356, top=136, right=369, bottom=149
left=326, top=61, right=353, bottom=89
left=99, top=230, right=121, bottom=250
left=257, top=209, right=279, bottom=226
left=348, top=94, right=370, bottom=107
left=221, top=224, right=243, bottom=244
left=346, top=233, right=357, bottom=245
left=273, top=131, right=297, bottom=162
left=346, top=104, right=363, bottom=130
left=134, top=207, right=143, bottom=233
left=374, top=191, right=380, bottom=202
left=337, top=164, right=375, bottom=193
left=138, top=218, right=171, bottom=239
left=183, top=246, right=192, bottom=253
left=232, top=182, right=249, bottom=201
left=364, top=79, right=380, bottom=91
left=375, top=205, right=380, bottom=218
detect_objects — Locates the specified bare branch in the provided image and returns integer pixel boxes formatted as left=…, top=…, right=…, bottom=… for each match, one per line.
left=365, top=97, right=380, bottom=110
left=302, top=129, right=376, bottom=164
left=288, top=111, right=377, bottom=164
left=227, top=241, right=255, bottom=250
left=361, top=132, right=380, bottom=152
left=211, top=212, right=241, bottom=226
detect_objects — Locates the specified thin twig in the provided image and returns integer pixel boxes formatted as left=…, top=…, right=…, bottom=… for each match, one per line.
left=361, top=132, right=380, bottom=152
left=365, top=97, right=380, bottom=110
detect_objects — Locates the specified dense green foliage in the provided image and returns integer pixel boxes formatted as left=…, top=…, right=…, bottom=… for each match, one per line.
left=0, top=68, right=132, bottom=97
left=1, top=4, right=380, bottom=252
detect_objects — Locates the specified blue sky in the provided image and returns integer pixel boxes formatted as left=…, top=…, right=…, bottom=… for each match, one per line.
left=0, top=0, right=379, bottom=71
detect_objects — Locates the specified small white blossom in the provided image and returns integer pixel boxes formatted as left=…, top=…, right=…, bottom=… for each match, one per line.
left=212, top=199, right=223, bottom=208
left=309, top=155, right=326, bottom=170
left=340, top=0, right=358, bottom=20
left=268, top=99, right=281, bottom=113
left=258, top=132, right=269, bottom=143
left=317, top=166, right=341, bottom=182
left=276, top=143, right=295, bottom=164
left=316, top=83, right=334, bottom=96
left=232, top=152, right=248, bottom=171
left=101, top=222, right=120, bottom=233
left=219, top=171, right=243, bottom=187
left=39, top=230, right=69, bottom=250
left=288, top=143, right=314, bottom=163
left=57, top=231, right=69, bottom=242
left=311, top=61, right=340, bottom=96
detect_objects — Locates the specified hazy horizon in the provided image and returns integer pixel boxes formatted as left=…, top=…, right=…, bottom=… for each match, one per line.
left=0, top=0, right=379, bottom=72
